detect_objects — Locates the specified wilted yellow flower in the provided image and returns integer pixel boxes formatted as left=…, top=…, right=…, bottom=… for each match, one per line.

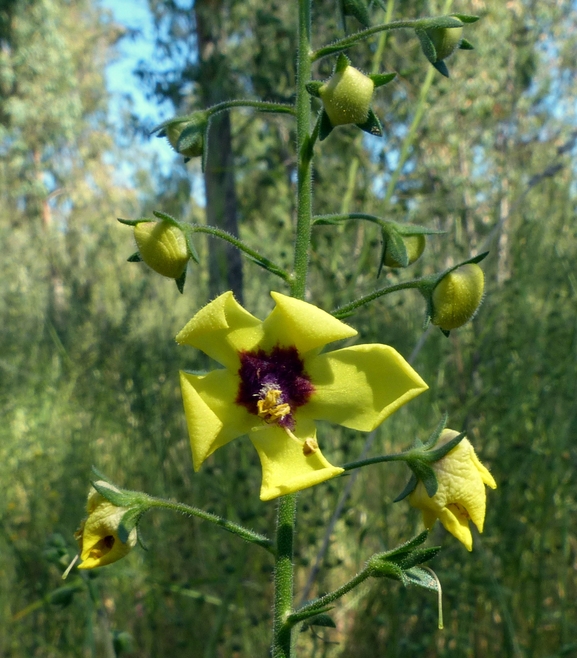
left=409, top=430, right=496, bottom=551
left=177, top=291, right=428, bottom=500
left=76, top=484, right=137, bottom=570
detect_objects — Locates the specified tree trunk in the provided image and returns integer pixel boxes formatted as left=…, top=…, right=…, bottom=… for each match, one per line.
left=195, top=0, right=244, bottom=303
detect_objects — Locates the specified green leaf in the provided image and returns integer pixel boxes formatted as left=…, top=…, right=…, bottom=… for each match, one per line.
left=341, top=0, right=371, bottom=28
left=118, top=507, right=144, bottom=544
left=117, top=217, right=143, bottom=226
left=451, top=13, right=480, bottom=23
left=382, top=531, right=429, bottom=560
left=91, top=466, right=114, bottom=484
left=382, top=228, right=408, bottom=268
left=369, top=72, right=396, bottom=88
left=152, top=209, right=179, bottom=224
left=356, top=108, right=383, bottom=136
left=393, top=473, right=418, bottom=502
left=177, top=123, right=204, bottom=152
left=127, top=252, right=142, bottom=263
left=459, top=38, right=475, bottom=50
left=305, top=81, right=323, bottom=97
left=175, top=268, right=186, bottom=294
left=306, top=613, right=337, bottom=628
left=91, top=481, right=146, bottom=508
left=415, top=29, right=437, bottom=64
left=397, top=546, right=441, bottom=570
left=425, top=430, right=467, bottom=462
left=417, top=16, right=464, bottom=30
left=410, top=461, right=438, bottom=497
left=422, top=413, right=449, bottom=449
left=336, top=52, right=351, bottom=73
left=319, top=110, right=334, bottom=141
left=404, top=566, right=440, bottom=591
left=433, top=60, right=450, bottom=78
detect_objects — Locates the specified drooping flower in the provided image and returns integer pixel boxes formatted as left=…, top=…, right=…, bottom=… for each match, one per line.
left=409, top=430, right=497, bottom=551
left=177, top=291, right=428, bottom=500
left=76, top=484, right=137, bottom=569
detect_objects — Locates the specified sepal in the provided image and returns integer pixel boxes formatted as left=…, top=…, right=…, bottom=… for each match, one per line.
left=367, top=531, right=441, bottom=588
left=340, top=0, right=371, bottom=27
left=369, top=72, right=396, bottom=88
left=356, top=107, right=383, bottom=136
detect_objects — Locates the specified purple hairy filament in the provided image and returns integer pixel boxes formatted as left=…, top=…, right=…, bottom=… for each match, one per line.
left=236, top=346, right=315, bottom=430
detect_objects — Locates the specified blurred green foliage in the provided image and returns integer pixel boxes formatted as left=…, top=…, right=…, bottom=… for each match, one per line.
left=1, top=0, right=576, bottom=656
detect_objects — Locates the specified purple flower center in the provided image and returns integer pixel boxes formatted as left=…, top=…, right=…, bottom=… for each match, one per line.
left=236, top=345, right=314, bottom=429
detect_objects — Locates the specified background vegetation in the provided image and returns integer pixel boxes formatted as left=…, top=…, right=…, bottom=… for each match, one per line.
left=1, top=0, right=576, bottom=655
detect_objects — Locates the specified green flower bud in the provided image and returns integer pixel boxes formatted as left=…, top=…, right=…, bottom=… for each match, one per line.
left=426, top=26, right=463, bottom=61
left=384, top=234, right=426, bottom=268
left=319, top=63, right=375, bottom=126
left=134, top=220, right=190, bottom=279
left=166, top=121, right=204, bottom=158
left=431, top=263, right=484, bottom=330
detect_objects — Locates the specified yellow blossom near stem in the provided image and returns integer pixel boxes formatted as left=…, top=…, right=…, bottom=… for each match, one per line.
left=75, top=484, right=137, bottom=569
left=409, top=430, right=497, bottom=551
left=177, top=291, right=428, bottom=501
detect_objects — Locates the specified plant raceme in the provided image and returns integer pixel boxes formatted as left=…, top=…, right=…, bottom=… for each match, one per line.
left=176, top=291, right=428, bottom=500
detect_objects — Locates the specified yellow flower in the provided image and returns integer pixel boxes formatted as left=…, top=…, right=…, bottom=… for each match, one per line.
left=177, top=291, right=428, bottom=500
left=76, top=484, right=137, bottom=569
left=409, top=430, right=497, bottom=551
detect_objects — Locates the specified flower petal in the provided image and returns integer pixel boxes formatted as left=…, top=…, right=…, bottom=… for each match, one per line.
left=180, top=369, right=255, bottom=469
left=470, top=449, right=497, bottom=489
left=78, top=503, right=137, bottom=569
left=261, top=292, right=357, bottom=354
left=176, top=291, right=263, bottom=369
left=437, top=504, right=473, bottom=552
left=249, top=418, right=343, bottom=500
left=303, top=344, right=428, bottom=431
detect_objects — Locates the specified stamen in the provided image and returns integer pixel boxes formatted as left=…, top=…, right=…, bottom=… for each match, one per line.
left=62, top=554, right=79, bottom=580
left=303, top=438, right=319, bottom=455
left=257, top=387, right=291, bottom=424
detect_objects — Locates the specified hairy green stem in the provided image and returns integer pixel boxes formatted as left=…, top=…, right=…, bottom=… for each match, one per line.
left=208, top=99, right=296, bottom=117
left=190, top=225, right=290, bottom=281
left=332, top=279, right=425, bottom=318
left=342, top=452, right=406, bottom=472
left=313, top=213, right=385, bottom=227
left=311, top=19, right=417, bottom=61
left=291, top=0, right=313, bottom=300
left=287, top=569, right=371, bottom=625
left=272, top=494, right=298, bottom=658
left=146, top=498, right=275, bottom=554
left=271, top=1, right=314, bottom=655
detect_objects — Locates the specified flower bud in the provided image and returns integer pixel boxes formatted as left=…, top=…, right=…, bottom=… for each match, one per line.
left=384, top=234, right=426, bottom=268
left=431, top=263, right=484, bottom=330
left=166, top=121, right=204, bottom=158
left=426, top=26, right=463, bottom=61
left=76, top=484, right=137, bottom=570
left=134, top=220, right=189, bottom=279
left=319, top=61, right=375, bottom=126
